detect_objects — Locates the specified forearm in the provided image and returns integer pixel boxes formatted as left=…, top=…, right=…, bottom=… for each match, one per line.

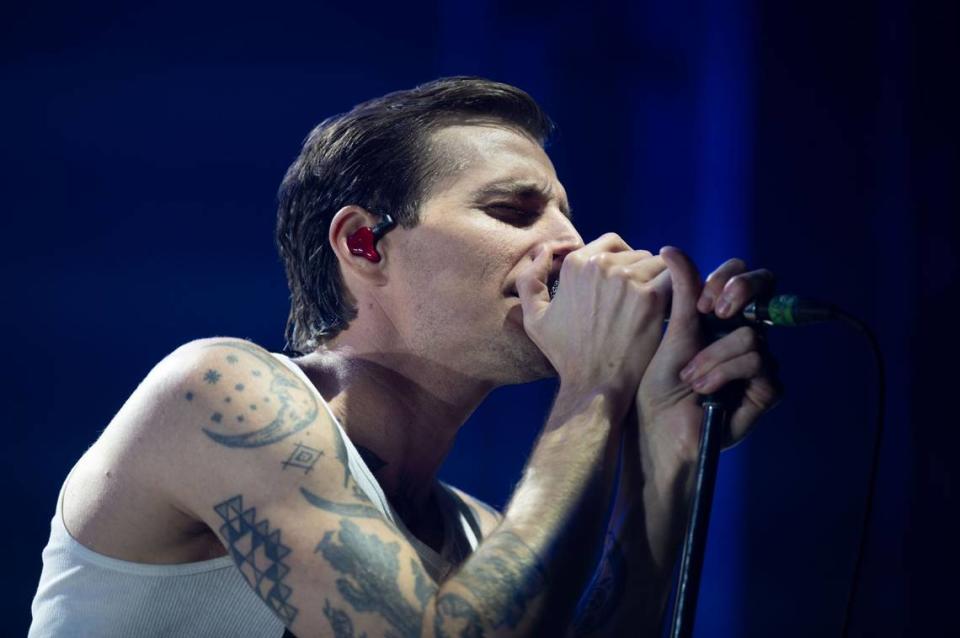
left=572, top=418, right=694, bottom=636
left=433, top=385, right=626, bottom=637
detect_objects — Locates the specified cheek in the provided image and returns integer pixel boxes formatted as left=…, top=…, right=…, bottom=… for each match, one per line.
left=392, top=251, right=472, bottom=321
left=403, top=226, right=515, bottom=295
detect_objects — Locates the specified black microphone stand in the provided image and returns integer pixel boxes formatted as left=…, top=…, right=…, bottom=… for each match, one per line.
left=668, top=318, right=746, bottom=638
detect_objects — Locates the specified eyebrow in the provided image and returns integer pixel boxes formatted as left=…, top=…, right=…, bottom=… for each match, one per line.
left=471, top=180, right=574, bottom=220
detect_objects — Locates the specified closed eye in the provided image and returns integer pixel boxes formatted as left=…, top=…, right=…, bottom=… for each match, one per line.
left=485, top=204, right=539, bottom=224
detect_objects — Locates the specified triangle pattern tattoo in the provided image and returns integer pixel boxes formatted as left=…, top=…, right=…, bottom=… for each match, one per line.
left=213, top=494, right=299, bottom=625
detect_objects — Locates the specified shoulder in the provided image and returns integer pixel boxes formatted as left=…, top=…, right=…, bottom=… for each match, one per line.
left=152, top=337, right=285, bottom=388
left=141, top=336, right=332, bottom=455
left=96, top=337, right=279, bottom=443
left=152, top=337, right=318, bottom=441
left=63, top=337, right=337, bottom=559
left=115, top=337, right=309, bottom=442
left=445, top=484, right=503, bottom=539
left=141, top=337, right=313, bottom=424
left=105, top=337, right=341, bottom=510
left=86, top=343, right=448, bottom=637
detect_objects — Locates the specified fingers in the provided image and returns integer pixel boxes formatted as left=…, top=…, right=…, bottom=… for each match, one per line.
left=561, top=248, right=665, bottom=290
left=646, top=266, right=674, bottom=309
left=659, top=246, right=702, bottom=333
left=595, top=249, right=654, bottom=264
left=728, top=374, right=784, bottom=444
left=575, top=232, right=634, bottom=258
left=624, top=255, right=668, bottom=284
left=558, top=234, right=642, bottom=295
left=679, top=326, right=760, bottom=390
left=700, top=263, right=776, bottom=319
left=687, top=350, right=763, bottom=394
left=516, top=246, right=553, bottom=320
left=698, top=258, right=746, bottom=313
left=586, top=249, right=659, bottom=279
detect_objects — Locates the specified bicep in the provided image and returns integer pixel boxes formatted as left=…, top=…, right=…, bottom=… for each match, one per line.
left=204, top=489, right=435, bottom=637
left=148, top=340, right=438, bottom=636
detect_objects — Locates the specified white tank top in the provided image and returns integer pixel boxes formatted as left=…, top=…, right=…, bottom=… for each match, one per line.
left=29, top=352, right=483, bottom=637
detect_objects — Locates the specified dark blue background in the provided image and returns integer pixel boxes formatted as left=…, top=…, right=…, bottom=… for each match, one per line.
left=3, top=1, right=956, bottom=635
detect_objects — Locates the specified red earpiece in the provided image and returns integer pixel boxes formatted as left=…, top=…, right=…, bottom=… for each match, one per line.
left=346, top=213, right=396, bottom=263
left=347, top=226, right=382, bottom=263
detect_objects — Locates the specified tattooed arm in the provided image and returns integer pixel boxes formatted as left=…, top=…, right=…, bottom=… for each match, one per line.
left=433, top=385, right=624, bottom=637
left=446, top=486, right=503, bottom=539
left=129, top=338, right=627, bottom=637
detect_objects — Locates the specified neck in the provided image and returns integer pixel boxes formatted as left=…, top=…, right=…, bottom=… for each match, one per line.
left=293, top=335, right=493, bottom=519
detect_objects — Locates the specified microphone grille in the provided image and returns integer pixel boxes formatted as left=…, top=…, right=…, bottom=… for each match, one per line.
left=549, top=278, right=560, bottom=300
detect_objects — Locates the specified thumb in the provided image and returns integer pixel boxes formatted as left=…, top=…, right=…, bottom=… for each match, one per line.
left=516, top=246, right=553, bottom=321
left=660, top=246, right=703, bottom=337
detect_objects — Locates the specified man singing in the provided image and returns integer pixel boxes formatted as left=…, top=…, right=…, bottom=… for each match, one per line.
left=30, top=77, right=779, bottom=637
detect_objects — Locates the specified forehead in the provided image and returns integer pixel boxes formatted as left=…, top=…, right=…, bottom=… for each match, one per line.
left=424, top=124, right=569, bottom=215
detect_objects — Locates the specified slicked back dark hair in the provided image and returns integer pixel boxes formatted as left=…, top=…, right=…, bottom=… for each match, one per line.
left=276, top=76, right=555, bottom=352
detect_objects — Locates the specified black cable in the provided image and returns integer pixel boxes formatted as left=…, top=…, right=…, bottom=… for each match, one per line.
left=836, top=312, right=886, bottom=637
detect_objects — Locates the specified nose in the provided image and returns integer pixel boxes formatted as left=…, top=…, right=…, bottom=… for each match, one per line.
left=531, top=210, right=583, bottom=264
left=543, top=207, right=584, bottom=257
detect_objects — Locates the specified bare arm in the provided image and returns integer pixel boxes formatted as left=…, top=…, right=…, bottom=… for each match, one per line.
left=133, top=338, right=626, bottom=637
left=571, top=249, right=783, bottom=636
left=110, top=232, right=673, bottom=636
left=436, top=384, right=623, bottom=636
left=571, top=410, right=691, bottom=637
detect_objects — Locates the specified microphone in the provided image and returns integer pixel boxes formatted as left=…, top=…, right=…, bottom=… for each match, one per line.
left=547, top=279, right=837, bottom=328
left=743, top=294, right=838, bottom=327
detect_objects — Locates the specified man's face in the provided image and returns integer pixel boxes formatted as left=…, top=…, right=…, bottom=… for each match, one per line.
left=382, top=123, right=583, bottom=386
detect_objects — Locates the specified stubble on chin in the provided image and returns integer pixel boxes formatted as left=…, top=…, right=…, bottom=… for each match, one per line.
left=491, top=331, right=557, bottom=385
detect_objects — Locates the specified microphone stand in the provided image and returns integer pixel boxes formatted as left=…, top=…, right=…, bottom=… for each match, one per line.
left=668, top=317, right=745, bottom=638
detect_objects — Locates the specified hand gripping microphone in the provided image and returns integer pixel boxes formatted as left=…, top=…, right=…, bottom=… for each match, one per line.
left=548, top=275, right=880, bottom=638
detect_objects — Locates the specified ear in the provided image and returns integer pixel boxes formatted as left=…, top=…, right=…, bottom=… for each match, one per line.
left=329, top=205, right=390, bottom=285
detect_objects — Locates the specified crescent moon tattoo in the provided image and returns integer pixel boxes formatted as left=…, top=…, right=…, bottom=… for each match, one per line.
left=200, top=342, right=320, bottom=448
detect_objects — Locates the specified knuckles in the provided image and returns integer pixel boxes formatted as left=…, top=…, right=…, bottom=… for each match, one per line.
left=586, top=253, right=610, bottom=268
left=565, top=252, right=588, bottom=268
left=706, top=257, right=747, bottom=284
left=599, top=231, right=627, bottom=246
left=724, top=257, right=747, bottom=273
left=722, top=267, right=778, bottom=300
left=723, top=274, right=750, bottom=301
left=559, top=244, right=667, bottom=314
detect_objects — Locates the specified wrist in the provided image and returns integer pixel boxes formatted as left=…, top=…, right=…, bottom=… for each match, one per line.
left=618, top=409, right=697, bottom=508
left=555, top=378, right=633, bottom=426
left=611, top=492, right=685, bottom=581
left=614, top=430, right=696, bottom=576
left=634, top=400, right=700, bottom=483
